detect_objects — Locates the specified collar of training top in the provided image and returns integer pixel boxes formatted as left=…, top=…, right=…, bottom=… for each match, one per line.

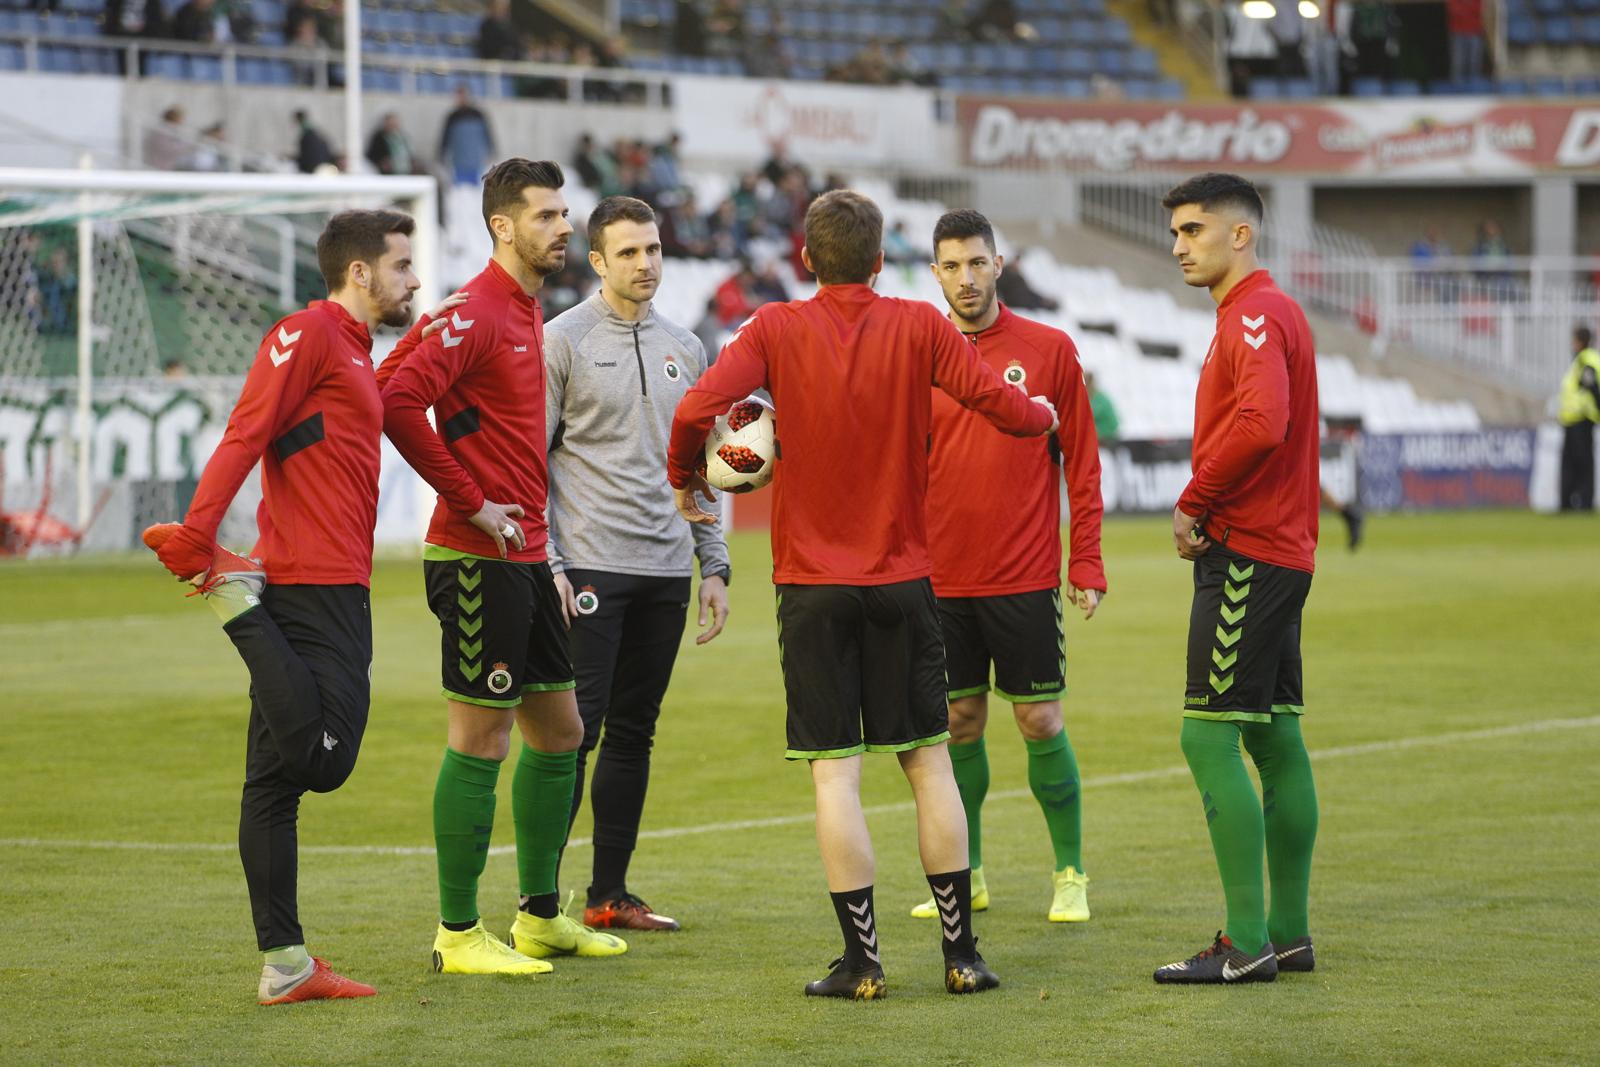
left=306, top=298, right=373, bottom=352
left=1215, top=268, right=1274, bottom=317
left=482, top=257, right=541, bottom=307
left=588, top=288, right=656, bottom=327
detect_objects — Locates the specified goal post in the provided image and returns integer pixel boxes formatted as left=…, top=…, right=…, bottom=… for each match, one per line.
left=0, top=167, right=438, bottom=553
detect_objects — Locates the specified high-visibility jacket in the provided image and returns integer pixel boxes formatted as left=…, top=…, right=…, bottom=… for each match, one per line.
left=1558, top=347, right=1600, bottom=426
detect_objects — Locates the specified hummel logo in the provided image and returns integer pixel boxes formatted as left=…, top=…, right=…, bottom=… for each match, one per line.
left=451, top=311, right=475, bottom=331
left=933, top=883, right=955, bottom=901
left=270, top=345, right=294, bottom=367
left=352, top=358, right=365, bottom=366
left=278, top=326, right=302, bottom=346
left=513, top=345, right=528, bottom=352
left=1241, top=313, right=1267, bottom=351
left=322, top=732, right=339, bottom=751
left=1221, top=954, right=1270, bottom=980
left=441, top=329, right=462, bottom=349
left=847, top=900, right=870, bottom=916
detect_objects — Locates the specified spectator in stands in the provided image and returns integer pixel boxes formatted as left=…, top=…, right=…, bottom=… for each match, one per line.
left=743, top=32, right=791, bottom=79
left=169, top=0, right=249, bottom=43
left=888, top=42, right=931, bottom=86
left=438, top=86, right=496, bottom=186
left=187, top=122, right=229, bottom=171
left=660, top=190, right=713, bottom=258
left=1344, top=0, right=1399, bottom=82
left=289, top=17, right=324, bottom=84
left=649, top=134, right=685, bottom=197
left=1085, top=371, right=1119, bottom=444
left=284, top=0, right=316, bottom=40
left=1409, top=225, right=1455, bottom=299
left=1470, top=219, right=1511, bottom=288
left=705, top=0, right=745, bottom=58
left=1303, top=5, right=1341, bottom=96
left=105, top=0, right=167, bottom=38
left=750, top=258, right=788, bottom=305
left=319, top=0, right=344, bottom=50
left=573, top=133, right=608, bottom=190
left=365, top=113, right=417, bottom=175
left=882, top=219, right=918, bottom=266
left=1270, top=2, right=1307, bottom=78
left=477, top=0, right=523, bottom=61
left=1224, top=3, right=1276, bottom=97
left=706, top=198, right=745, bottom=261
left=1558, top=325, right=1600, bottom=512
left=293, top=109, right=336, bottom=173
left=713, top=261, right=758, bottom=326
left=693, top=296, right=723, bottom=360
left=36, top=247, right=76, bottom=336
left=995, top=253, right=1059, bottom=311
left=969, top=0, right=1021, bottom=42
left=672, top=0, right=707, bottom=58
left=144, top=106, right=190, bottom=171
left=1446, top=0, right=1485, bottom=83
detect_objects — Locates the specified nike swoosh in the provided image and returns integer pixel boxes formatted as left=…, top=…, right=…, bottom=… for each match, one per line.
left=1222, top=955, right=1270, bottom=980
left=1276, top=946, right=1309, bottom=959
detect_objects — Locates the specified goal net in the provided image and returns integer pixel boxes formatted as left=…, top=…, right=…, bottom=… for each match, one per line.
left=0, top=168, right=437, bottom=557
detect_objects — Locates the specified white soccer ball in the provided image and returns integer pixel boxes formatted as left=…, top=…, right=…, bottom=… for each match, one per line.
left=703, top=396, right=776, bottom=494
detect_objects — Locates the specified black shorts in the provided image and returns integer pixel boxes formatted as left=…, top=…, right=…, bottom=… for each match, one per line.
left=423, top=553, right=575, bottom=708
left=1183, top=545, right=1312, bottom=723
left=775, top=578, right=949, bottom=760
left=939, top=588, right=1065, bottom=704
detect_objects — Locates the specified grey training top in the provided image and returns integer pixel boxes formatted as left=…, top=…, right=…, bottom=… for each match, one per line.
left=543, top=290, right=731, bottom=581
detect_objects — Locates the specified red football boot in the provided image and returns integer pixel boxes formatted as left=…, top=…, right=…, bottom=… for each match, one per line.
left=258, top=957, right=377, bottom=1006
left=143, top=522, right=265, bottom=596
left=583, top=893, right=681, bottom=932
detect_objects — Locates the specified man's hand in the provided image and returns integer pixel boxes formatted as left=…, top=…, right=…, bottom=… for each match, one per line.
left=469, top=500, right=526, bottom=558
left=1068, top=585, right=1101, bottom=620
left=147, top=522, right=213, bottom=581
left=1030, top=394, right=1059, bottom=433
left=674, top=473, right=719, bottom=525
left=551, top=569, right=579, bottom=629
left=420, top=290, right=470, bottom=339
left=695, top=575, right=730, bottom=645
left=1173, top=505, right=1210, bottom=560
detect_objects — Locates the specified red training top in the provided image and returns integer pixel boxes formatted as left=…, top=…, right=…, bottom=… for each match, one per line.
left=1179, top=270, right=1319, bottom=574
left=379, top=258, right=550, bottom=561
left=928, top=303, right=1106, bottom=598
left=667, top=284, right=1054, bottom=586
left=184, top=299, right=380, bottom=585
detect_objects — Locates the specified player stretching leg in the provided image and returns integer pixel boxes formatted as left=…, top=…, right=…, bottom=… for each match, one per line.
left=1153, top=173, right=1321, bottom=985
left=145, top=210, right=440, bottom=1004
left=544, top=196, right=732, bottom=932
left=669, top=191, right=1057, bottom=998
left=910, top=210, right=1107, bottom=925
left=380, top=159, right=626, bottom=976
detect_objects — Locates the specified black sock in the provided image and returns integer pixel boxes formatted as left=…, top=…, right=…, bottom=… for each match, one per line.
left=441, top=918, right=476, bottom=932
left=588, top=846, right=630, bottom=906
left=518, top=892, right=559, bottom=919
left=829, top=886, right=880, bottom=972
left=926, top=869, right=977, bottom=962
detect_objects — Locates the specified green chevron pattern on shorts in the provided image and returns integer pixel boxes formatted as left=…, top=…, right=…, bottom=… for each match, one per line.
left=1052, top=589, right=1067, bottom=682
left=1211, top=562, right=1254, bottom=696
left=456, top=559, right=484, bottom=685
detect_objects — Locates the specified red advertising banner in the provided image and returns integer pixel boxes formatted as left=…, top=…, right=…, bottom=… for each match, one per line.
left=956, top=97, right=1600, bottom=175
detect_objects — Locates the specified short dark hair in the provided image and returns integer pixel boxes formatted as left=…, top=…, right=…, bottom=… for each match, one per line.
left=1161, top=172, right=1264, bottom=224
left=803, top=190, right=882, bottom=286
left=932, top=209, right=996, bottom=258
left=1578, top=326, right=1594, bottom=349
left=316, top=208, right=414, bottom=291
left=481, top=158, right=565, bottom=236
left=588, top=195, right=657, bottom=256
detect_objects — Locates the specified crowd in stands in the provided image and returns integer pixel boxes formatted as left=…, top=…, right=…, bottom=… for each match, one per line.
left=1224, top=0, right=1494, bottom=97
left=11, top=230, right=78, bottom=337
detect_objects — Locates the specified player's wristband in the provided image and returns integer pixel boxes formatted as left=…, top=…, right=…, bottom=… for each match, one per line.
left=702, top=565, right=731, bottom=587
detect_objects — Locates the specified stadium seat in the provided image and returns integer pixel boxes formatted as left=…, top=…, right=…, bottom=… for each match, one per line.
left=1530, top=75, right=1569, bottom=94
left=1543, top=15, right=1575, bottom=42
left=1281, top=77, right=1317, bottom=98
left=1580, top=15, right=1600, bottom=42
left=1249, top=77, right=1283, bottom=100
left=1351, top=77, right=1385, bottom=97
left=1532, top=0, right=1565, bottom=14
left=0, top=42, right=21, bottom=71
left=1506, top=15, right=1538, bottom=44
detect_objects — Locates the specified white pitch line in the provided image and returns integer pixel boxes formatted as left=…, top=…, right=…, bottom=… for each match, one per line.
left=2, top=713, right=1595, bottom=859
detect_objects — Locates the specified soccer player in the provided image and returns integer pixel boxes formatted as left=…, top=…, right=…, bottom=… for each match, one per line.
left=379, top=159, right=627, bottom=975
left=144, top=209, right=442, bottom=1005
left=668, top=190, right=1058, bottom=999
left=910, top=209, right=1106, bottom=926
left=543, top=195, right=732, bottom=932
left=1153, top=172, right=1320, bottom=985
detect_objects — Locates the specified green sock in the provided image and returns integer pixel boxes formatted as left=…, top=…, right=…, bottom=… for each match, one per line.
left=948, top=737, right=989, bottom=870
left=263, top=944, right=310, bottom=971
left=1179, top=717, right=1268, bottom=955
left=1025, top=728, right=1083, bottom=873
left=513, top=745, right=578, bottom=898
left=433, top=747, right=501, bottom=925
left=1242, top=713, right=1319, bottom=945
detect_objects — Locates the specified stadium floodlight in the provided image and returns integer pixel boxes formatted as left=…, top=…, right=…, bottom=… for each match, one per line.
left=1241, top=1, right=1277, bottom=16
left=1298, top=1, right=1321, bottom=16
left=0, top=166, right=437, bottom=540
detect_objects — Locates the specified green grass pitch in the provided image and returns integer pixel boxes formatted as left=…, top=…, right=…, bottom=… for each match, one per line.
left=1, top=511, right=1595, bottom=1065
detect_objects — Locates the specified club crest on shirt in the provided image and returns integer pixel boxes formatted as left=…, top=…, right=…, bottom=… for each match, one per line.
left=663, top=357, right=682, bottom=383
left=1003, top=360, right=1027, bottom=386
left=487, top=661, right=513, bottom=694
left=575, top=587, right=600, bottom=615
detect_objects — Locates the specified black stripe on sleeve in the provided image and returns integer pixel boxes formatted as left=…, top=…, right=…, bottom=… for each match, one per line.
left=442, top=406, right=480, bottom=442
left=273, top=411, right=324, bottom=462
